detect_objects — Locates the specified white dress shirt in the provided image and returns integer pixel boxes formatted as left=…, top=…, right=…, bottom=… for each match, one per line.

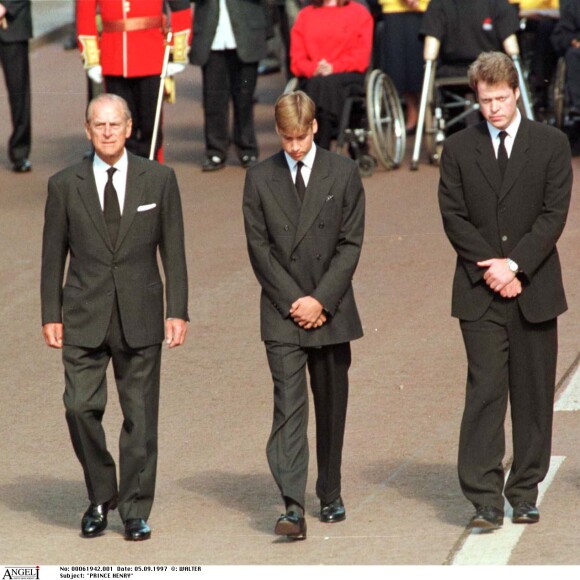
left=284, top=143, right=317, bottom=188
left=93, top=150, right=128, bottom=215
left=211, top=0, right=237, bottom=51
left=487, top=108, right=521, bottom=159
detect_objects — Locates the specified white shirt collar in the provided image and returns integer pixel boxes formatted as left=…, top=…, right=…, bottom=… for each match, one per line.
left=284, top=143, right=317, bottom=172
left=487, top=108, right=521, bottom=142
left=93, top=149, right=128, bottom=173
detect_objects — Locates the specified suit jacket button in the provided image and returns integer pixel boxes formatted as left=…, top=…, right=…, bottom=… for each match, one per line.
left=501, top=235, right=508, bottom=242
left=291, top=257, right=297, bottom=262
left=318, top=222, right=325, bottom=228
left=316, top=254, right=322, bottom=260
left=284, top=225, right=289, bottom=231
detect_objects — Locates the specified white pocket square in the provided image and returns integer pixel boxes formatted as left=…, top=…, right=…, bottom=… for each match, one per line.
left=137, top=203, right=157, bottom=212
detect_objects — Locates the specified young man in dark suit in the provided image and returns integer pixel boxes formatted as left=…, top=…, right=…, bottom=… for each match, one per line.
left=438, top=51, right=572, bottom=530
left=0, top=0, right=32, bottom=172
left=243, top=91, right=365, bottom=540
left=41, top=94, right=189, bottom=541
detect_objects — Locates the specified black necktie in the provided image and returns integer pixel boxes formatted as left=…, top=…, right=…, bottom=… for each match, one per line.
left=497, top=131, right=508, bottom=180
left=104, top=166, right=121, bottom=247
left=295, top=161, right=306, bottom=202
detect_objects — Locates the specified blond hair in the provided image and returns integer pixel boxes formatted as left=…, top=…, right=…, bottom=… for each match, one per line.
left=275, top=91, right=316, bottom=134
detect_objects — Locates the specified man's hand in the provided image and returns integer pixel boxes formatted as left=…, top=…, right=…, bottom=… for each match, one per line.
left=166, top=62, right=186, bottom=76
left=477, top=258, right=516, bottom=292
left=290, top=296, right=325, bottom=329
left=499, top=277, right=522, bottom=299
left=87, top=65, right=103, bottom=84
left=165, top=319, right=188, bottom=348
left=43, top=323, right=63, bottom=349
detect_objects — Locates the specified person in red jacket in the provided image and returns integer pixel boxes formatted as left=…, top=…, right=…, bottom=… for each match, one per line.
left=77, top=0, right=192, bottom=161
left=290, top=0, right=373, bottom=149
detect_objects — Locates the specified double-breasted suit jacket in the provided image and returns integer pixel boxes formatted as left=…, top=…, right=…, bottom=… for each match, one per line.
left=41, top=153, right=189, bottom=347
left=439, top=118, right=572, bottom=324
left=243, top=147, right=364, bottom=347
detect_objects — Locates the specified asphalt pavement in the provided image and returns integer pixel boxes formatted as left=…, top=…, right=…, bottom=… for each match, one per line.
left=0, top=7, right=579, bottom=573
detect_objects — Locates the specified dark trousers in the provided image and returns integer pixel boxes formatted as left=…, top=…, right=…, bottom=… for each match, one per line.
left=62, top=300, right=162, bottom=521
left=0, top=40, right=31, bottom=163
left=458, top=296, right=557, bottom=511
left=202, top=50, right=258, bottom=161
left=104, top=75, right=162, bottom=159
left=265, top=341, right=351, bottom=509
left=565, top=47, right=580, bottom=109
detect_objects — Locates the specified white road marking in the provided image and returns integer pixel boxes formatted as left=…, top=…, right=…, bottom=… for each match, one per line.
left=451, top=456, right=566, bottom=565
left=555, top=364, right=580, bottom=411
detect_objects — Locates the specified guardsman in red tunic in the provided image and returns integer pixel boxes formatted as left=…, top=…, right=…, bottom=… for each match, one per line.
left=76, top=0, right=192, bottom=161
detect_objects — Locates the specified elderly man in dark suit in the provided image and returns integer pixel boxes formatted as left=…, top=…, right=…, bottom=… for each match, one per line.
left=438, top=52, right=572, bottom=531
left=243, top=91, right=365, bottom=540
left=189, top=0, right=270, bottom=171
left=0, top=0, right=32, bottom=172
left=41, top=93, right=189, bottom=541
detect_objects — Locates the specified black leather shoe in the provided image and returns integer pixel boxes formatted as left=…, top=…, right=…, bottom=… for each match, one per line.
left=81, top=496, right=118, bottom=537
left=320, top=497, right=346, bottom=523
left=468, top=506, right=504, bottom=530
left=274, top=511, right=307, bottom=540
left=12, top=159, right=32, bottom=173
left=241, top=154, right=258, bottom=169
left=512, top=501, right=540, bottom=524
left=124, top=518, right=151, bottom=541
left=202, top=155, right=225, bottom=172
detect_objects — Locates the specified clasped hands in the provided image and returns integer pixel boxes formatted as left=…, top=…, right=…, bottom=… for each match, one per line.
left=290, top=296, right=326, bottom=329
left=314, top=59, right=333, bottom=77
left=477, top=258, right=522, bottom=298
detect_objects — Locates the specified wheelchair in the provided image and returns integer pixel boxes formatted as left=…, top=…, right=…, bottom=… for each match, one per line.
left=550, top=56, right=580, bottom=131
left=284, top=68, right=406, bottom=177
left=410, top=34, right=535, bottom=170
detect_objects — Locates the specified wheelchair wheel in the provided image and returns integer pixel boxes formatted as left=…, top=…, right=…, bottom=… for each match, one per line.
left=553, top=57, right=566, bottom=130
left=366, top=69, right=406, bottom=170
left=357, top=154, right=377, bottom=177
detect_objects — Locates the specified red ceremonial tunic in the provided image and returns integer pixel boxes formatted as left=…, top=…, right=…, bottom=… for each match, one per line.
left=76, top=0, right=192, bottom=77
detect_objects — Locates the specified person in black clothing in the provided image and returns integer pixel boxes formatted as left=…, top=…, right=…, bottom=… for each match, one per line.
left=551, top=0, right=580, bottom=115
left=0, top=0, right=32, bottom=173
left=420, top=0, right=520, bottom=77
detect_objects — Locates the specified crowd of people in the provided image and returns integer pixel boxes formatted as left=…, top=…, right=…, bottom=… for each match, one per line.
left=3, top=0, right=578, bottom=175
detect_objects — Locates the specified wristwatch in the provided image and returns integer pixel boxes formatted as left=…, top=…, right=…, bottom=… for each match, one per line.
left=507, top=258, right=519, bottom=274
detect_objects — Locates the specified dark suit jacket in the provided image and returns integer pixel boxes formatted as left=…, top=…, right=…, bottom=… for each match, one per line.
left=243, top=147, right=365, bottom=347
left=41, top=153, right=189, bottom=349
left=438, top=118, right=572, bottom=323
left=0, top=0, right=32, bottom=42
left=189, top=0, right=269, bottom=66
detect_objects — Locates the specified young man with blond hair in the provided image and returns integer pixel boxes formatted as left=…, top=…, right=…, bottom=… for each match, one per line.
left=243, top=91, right=365, bottom=540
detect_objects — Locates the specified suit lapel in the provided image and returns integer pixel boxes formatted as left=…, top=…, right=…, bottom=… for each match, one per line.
left=475, top=123, right=502, bottom=194
left=499, top=119, right=530, bottom=201
left=293, top=148, right=333, bottom=251
left=76, top=158, right=112, bottom=250
left=115, top=153, right=147, bottom=250
left=267, top=151, right=301, bottom=226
